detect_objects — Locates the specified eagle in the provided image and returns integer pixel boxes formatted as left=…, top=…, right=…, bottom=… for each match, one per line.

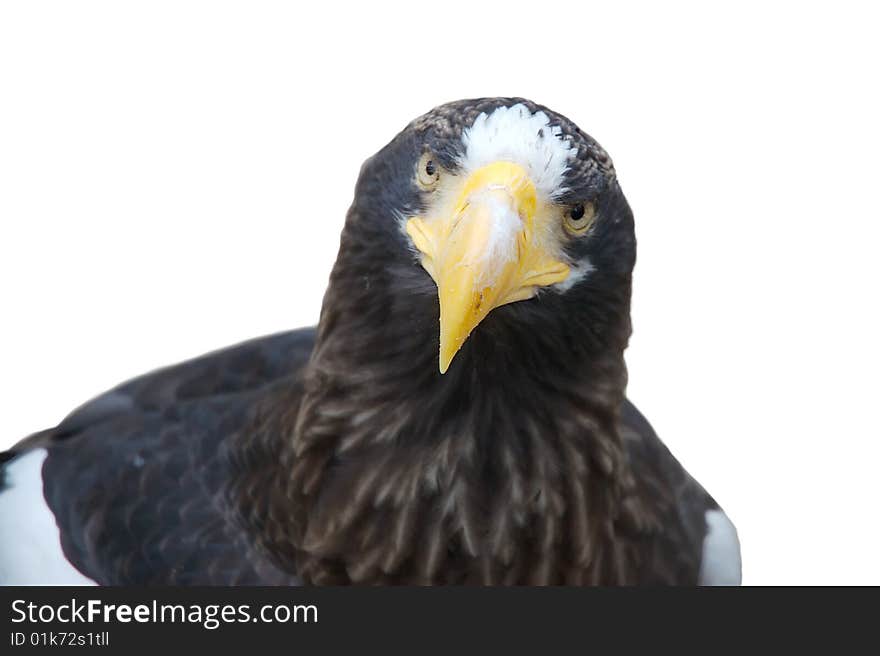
left=0, top=98, right=741, bottom=585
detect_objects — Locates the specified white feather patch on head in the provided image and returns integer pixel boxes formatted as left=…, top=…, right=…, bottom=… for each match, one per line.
left=459, top=104, right=577, bottom=200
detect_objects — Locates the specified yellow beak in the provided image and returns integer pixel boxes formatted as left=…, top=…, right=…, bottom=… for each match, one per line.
left=406, top=161, right=570, bottom=373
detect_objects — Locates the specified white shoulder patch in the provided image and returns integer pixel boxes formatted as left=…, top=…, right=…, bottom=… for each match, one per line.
left=459, top=104, right=577, bottom=200
left=0, top=449, right=97, bottom=585
left=698, top=509, right=742, bottom=586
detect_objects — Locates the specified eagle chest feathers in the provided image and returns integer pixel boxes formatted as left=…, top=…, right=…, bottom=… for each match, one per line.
left=286, top=384, right=642, bottom=585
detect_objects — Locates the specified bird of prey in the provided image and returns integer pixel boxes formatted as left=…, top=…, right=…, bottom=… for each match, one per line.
left=0, top=98, right=741, bottom=585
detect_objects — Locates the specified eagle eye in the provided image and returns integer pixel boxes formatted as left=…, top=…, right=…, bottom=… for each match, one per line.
left=564, top=202, right=596, bottom=235
left=416, top=153, right=441, bottom=190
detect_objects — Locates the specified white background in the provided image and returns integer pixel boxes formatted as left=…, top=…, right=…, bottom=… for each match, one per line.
left=1, top=1, right=878, bottom=585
